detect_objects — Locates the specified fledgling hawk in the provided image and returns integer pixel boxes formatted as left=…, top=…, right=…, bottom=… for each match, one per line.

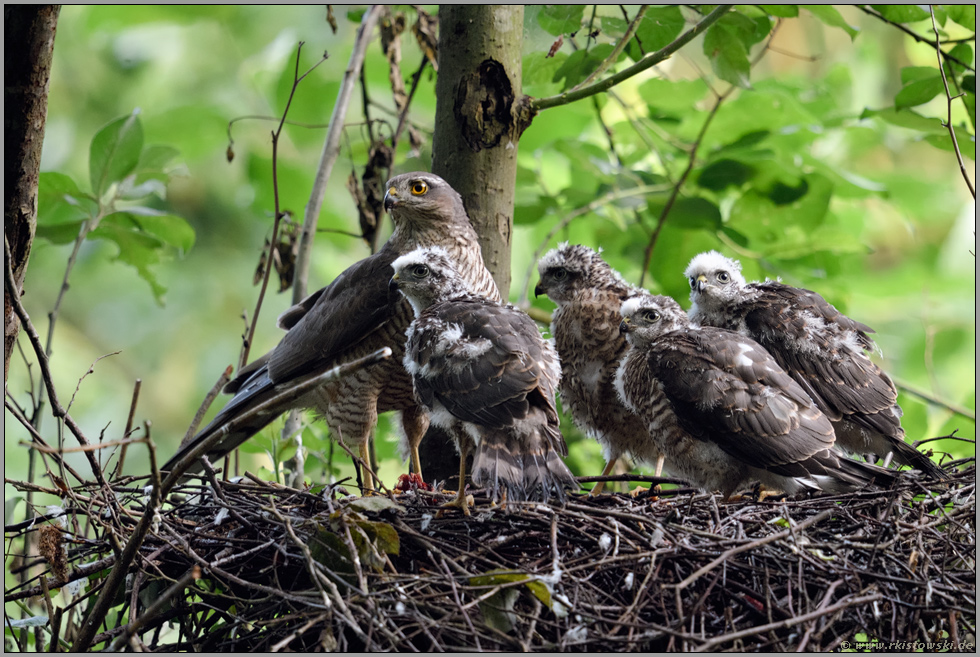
left=162, top=173, right=500, bottom=488
left=392, top=246, right=577, bottom=513
left=684, top=250, right=946, bottom=480
left=535, top=243, right=666, bottom=495
left=616, top=293, right=897, bottom=498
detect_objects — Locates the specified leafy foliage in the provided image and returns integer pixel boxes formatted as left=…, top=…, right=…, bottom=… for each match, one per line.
left=36, top=110, right=193, bottom=302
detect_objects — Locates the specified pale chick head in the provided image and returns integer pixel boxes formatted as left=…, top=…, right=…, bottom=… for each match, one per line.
left=619, top=293, right=688, bottom=346
left=391, top=246, right=472, bottom=314
left=684, top=250, right=747, bottom=309
left=536, top=242, right=631, bottom=305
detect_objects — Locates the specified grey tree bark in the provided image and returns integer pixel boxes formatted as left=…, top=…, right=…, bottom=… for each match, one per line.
left=421, top=5, right=530, bottom=484
left=4, top=5, right=60, bottom=383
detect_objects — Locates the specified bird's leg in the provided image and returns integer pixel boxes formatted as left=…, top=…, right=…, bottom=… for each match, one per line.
left=402, top=406, right=429, bottom=484
left=624, top=454, right=666, bottom=499
left=358, top=442, right=376, bottom=494
left=751, top=482, right=787, bottom=503
left=590, top=458, right=620, bottom=497
left=440, top=442, right=472, bottom=516
left=631, top=454, right=666, bottom=499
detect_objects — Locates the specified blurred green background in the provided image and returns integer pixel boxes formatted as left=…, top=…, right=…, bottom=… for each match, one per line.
left=5, top=6, right=974, bottom=508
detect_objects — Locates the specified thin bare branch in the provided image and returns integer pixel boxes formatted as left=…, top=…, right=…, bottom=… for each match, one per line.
left=572, top=5, right=649, bottom=91
left=929, top=6, right=975, bottom=199
left=530, top=6, right=731, bottom=112
left=295, top=5, right=383, bottom=303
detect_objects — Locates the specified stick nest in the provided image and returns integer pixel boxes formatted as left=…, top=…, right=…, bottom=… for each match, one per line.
left=7, top=462, right=976, bottom=652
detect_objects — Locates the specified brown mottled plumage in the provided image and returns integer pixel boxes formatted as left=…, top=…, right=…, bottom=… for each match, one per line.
left=535, top=244, right=666, bottom=494
left=393, top=247, right=576, bottom=513
left=684, top=251, right=946, bottom=481
left=616, top=293, right=897, bottom=498
left=162, top=173, right=500, bottom=485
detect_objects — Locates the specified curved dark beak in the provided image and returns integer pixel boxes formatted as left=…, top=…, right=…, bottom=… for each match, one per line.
left=694, top=274, right=707, bottom=293
left=389, top=273, right=400, bottom=294
left=534, top=282, right=545, bottom=298
left=383, top=187, right=398, bottom=212
left=619, top=318, right=631, bottom=334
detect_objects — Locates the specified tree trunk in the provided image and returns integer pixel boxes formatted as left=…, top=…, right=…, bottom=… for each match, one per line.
left=431, top=4, right=525, bottom=297
left=4, top=5, right=60, bottom=382
left=421, top=4, right=527, bottom=484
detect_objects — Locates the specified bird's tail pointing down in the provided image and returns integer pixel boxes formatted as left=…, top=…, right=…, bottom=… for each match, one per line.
left=471, top=414, right=577, bottom=504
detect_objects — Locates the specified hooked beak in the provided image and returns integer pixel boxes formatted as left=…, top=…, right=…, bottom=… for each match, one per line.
left=694, top=274, right=708, bottom=293
left=389, top=272, right=400, bottom=293
left=534, top=282, right=545, bottom=298
left=619, top=317, right=631, bottom=334
left=383, top=187, right=398, bottom=212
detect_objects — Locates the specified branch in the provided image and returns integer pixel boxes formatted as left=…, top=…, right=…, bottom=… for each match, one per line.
left=241, top=43, right=329, bottom=370
left=71, top=435, right=160, bottom=652
left=4, top=236, right=107, bottom=490
left=897, top=378, right=976, bottom=422
left=295, top=5, right=382, bottom=303
left=571, top=5, right=649, bottom=91
left=529, top=5, right=731, bottom=112
left=929, top=7, right=975, bottom=199
left=517, top=183, right=671, bottom=305
left=858, top=5, right=975, bottom=72
left=638, top=93, right=726, bottom=286
left=639, top=19, right=783, bottom=286
left=160, top=347, right=392, bottom=491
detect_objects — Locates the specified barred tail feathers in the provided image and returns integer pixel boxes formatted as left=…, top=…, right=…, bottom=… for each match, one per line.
left=471, top=423, right=576, bottom=503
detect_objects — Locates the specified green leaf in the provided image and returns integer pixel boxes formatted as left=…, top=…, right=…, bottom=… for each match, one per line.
left=353, top=519, right=400, bottom=557
left=758, top=5, right=798, bottom=18
left=137, top=144, right=180, bottom=173
left=697, top=159, right=755, bottom=191
left=924, top=130, right=976, bottom=160
left=348, top=496, right=403, bottom=514
left=895, top=76, right=945, bottom=109
left=948, top=43, right=974, bottom=75
left=90, top=110, right=144, bottom=199
left=704, top=23, right=751, bottom=88
left=89, top=212, right=177, bottom=302
left=727, top=173, right=834, bottom=250
left=861, top=107, right=946, bottom=132
left=551, top=44, right=614, bottom=91
left=638, top=78, right=708, bottom=115
left=114, top=207, right=196, bottom=251
left=901, top=66, right=941, bottom=85
left=945, top=5, right=975, bottom=30
left=537, top=5, right=584, bottom=36
left=802, top=6, right=859, bottom=39
left=631, top=6, right=685, bottom=53
left=871, top=5, right=930, bottom=23
left=37, top=172, right=97, bottom=226
left=652, top=197, right=722, bottom=231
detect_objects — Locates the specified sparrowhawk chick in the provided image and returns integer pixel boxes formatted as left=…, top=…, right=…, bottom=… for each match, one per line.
left=684, top=250, right=946, bottom=481
left=616, top=293, right=897, bottom=498
left=393, top=246, right=576, bottom=513
left=535, top=244, right=666, bottom=495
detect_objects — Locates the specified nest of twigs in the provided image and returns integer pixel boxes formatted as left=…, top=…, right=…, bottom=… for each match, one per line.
left=6, top=459, right=976, bottom=652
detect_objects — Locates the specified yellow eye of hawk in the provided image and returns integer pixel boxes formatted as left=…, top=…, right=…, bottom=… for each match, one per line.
left=411, top=180, right=428, bottom=196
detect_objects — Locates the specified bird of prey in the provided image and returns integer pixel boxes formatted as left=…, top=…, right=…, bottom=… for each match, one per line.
left=535, top=243, right=666, bottom=496
left=392, top=246, right=577, bottom=513
left=616, top=293, right=897, bottom=498
left=162, top=173, right=500, bottom=489
left=684, top=250, right=946, bottom=480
